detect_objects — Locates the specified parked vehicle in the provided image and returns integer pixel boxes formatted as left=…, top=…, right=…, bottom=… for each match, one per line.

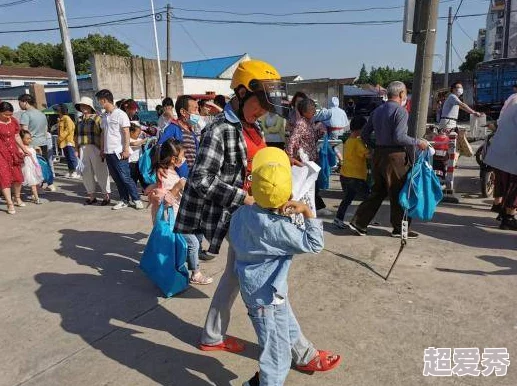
left=475, top=124, right=497, bottom=198
left=474, top=58, right=517, bottom=120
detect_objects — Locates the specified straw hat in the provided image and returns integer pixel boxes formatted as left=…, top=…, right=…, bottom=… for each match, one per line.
left=75, top=96, right=96, bottom=113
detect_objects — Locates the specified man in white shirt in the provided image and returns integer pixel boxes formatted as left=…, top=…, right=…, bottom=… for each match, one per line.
left=95, top=89, right=143, bottom=210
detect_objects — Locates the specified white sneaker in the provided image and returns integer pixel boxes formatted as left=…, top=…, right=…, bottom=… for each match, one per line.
left=134, top=200, right=144, bottom=210
left=112, top=201, right=128, bottom=210
left=316, top=208, right=333, bottom=217
left=46, top=184, right=56, bottom=192
left=70, top=172, right=81, bottom=179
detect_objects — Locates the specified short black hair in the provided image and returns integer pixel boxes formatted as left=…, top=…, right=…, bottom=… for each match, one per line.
left=162, top=97, right=174, bottom=108
left=18, top=94, right=35, bottom=106
left=0, top=101, right=14, bottom=113
left=297, top=97, right=316, bottom=116
left=214, top=95, right=226, bottom=109
left=175, top=95, right=196, bottom=118
left=53, top=103, right=68, bottom=115
left=450, top=82, right=462, bottom=92
left=350, top=116, right=367, bottom=132
left=19, top=129, right=31, bottom=139
left=95, top=89, right=114, bottom=103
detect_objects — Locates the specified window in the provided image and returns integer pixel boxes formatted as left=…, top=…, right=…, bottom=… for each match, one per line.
left=47, top=82, right=58, bottom=85
left=23, top=82, right=35, bottom=86
left=0, top=81, right=12, bottom=88
left=495, top=41, right=502, bottom=51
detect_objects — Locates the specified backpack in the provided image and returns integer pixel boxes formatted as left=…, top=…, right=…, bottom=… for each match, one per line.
left=36, top=154, right=53, bottom=184
left=139, top=140, right=157, bottom=185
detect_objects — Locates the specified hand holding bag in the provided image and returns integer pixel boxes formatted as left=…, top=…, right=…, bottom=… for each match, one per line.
left=140, top=202, right=189, bottom=297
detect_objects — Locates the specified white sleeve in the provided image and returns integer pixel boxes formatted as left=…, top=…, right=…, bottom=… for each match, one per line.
left=119, top=111, right=130, bottom=128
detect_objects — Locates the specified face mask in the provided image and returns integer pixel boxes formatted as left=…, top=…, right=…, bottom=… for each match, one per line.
left=456, top=88, right=464, bottom=96
left=382, top=95, right=388, bottom=102
left=187, top=113, right=200, bottom=126
left=401, top=98, right=408, bottom=107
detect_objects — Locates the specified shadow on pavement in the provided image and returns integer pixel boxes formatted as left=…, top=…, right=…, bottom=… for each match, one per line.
left=324, top=248, right=386, bottom=280
left=33, top=229, right=241, bottom=385
left=436, top=255, right=517, bottom=276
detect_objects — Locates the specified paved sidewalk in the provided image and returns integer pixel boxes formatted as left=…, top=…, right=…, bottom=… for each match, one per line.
left=0, top=157, right=515, bottom=386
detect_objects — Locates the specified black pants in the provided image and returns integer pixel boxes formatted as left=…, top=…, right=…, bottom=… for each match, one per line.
left=129, top=162, right=148, bottom=191
left=351, top=149, right=410, bottom=231
left=315, top=184, right=326, bottom=210
left=336, top=176, right=369, bottom=221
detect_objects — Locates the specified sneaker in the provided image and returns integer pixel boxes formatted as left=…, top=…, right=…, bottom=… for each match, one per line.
left=134, top=200, right=144, bottom=210
left=316, top=208, right=333, bottom=217
left=112, top=201, right=129, bottom=210
left=70, top=172, right=81, bottom=179
left=242, top=372, right=260, bottom=386
left=349, top=221, right=367, bottom=236
left=46, top=184, right=56, bottom=192
left=491, top=203, right=503, bottom=213
left=500, top=215, right=517, bottom=231
left=333, top=218, right=346, bottom=229
left=199, top=250, right=216, bottom=261
left=392, top=230, right=419, bottom=239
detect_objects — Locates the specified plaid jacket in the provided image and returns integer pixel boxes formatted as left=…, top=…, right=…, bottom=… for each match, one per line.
left=174, top=105, right=248, bottom=253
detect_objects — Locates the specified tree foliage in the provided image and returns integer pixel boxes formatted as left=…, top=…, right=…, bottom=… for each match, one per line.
left=0, top=34, right=131, bottom=74
left=356, top=63, right=414, bottom=89
left=459, top=48, right=484, bottom=72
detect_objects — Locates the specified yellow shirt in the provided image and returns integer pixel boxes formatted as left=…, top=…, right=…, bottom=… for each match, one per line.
left=341, top=137, right=369, bottom=180
left=57, top=115, right=76, bottom=148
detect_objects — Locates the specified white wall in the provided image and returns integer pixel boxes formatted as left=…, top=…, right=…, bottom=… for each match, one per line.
left=183, top=78, right=233, bottom=97
left=0, top=77, right=65, bottom=88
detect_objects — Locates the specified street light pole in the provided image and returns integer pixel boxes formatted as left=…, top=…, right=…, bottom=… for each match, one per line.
left=444, top=6, right=453, bottom=88
left=150, top=0, right=164, bottom=98
left=54, top=0, right=79, bottom=105
left=166, top=3, right=171, bottom=98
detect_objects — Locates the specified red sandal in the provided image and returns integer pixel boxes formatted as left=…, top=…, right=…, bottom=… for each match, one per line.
left=296, top=350, right=342, bottom=373
left=199, top=336, right=245, bottom=353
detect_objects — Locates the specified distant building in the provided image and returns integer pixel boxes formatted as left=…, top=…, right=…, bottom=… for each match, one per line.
left=0, top=66, right=68, bottom=89
left=282, top=75, right=304, bottom=82
left=484, top=0, right=517, bottom=61
left=286, top=77, right=357, bottom=107
left=182, top=53, right=250, bottom=96
left=475, top=28, right=486, bottom=51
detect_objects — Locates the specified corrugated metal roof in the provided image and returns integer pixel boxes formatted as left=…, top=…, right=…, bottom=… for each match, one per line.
left=183, top=54, right=244, bottom=78
left=0, top=66, right=67, bottom=79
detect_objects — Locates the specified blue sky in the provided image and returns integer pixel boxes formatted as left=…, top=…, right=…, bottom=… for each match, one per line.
left=2, top=0, right=489, bottom=79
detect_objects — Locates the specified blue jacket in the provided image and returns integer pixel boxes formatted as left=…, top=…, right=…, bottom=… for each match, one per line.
left=229, top=204, right=324, bottom=306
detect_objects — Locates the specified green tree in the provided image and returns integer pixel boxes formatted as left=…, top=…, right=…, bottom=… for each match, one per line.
left=71, top=34, right=131, bottom=74
left=459, top=48, right=484, bottom=72
left=0, top=46, right=18, bottom=66
left=357, top=63, right=369, bottom=84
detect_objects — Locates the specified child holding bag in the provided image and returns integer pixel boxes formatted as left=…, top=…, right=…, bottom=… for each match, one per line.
left=145, top=139, right=213, bottom=285
left=20, top=129, right=43, bottom=204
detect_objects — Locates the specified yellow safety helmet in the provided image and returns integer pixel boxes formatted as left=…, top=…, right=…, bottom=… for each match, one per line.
left=231, top=59, right=289, bottom=118
left=230, top=59, right=281, bottom=90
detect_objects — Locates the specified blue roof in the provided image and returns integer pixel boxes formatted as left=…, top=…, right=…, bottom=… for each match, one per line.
left=183, top=54, right=245, bottom=79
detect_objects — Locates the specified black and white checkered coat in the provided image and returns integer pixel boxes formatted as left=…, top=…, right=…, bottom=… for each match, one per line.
left=174, top=112, right=247, bottom=254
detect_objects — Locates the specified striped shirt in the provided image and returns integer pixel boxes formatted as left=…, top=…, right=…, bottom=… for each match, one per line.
left=180, top=126, right=198, bottom=169
left=76, top=115, right=102, bottom=148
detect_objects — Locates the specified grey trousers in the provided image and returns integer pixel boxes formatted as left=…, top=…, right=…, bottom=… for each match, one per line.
left=200, top=245, right=317, bottom=366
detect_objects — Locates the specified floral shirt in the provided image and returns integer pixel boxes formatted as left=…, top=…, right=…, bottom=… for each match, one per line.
left=286, top=116, right=322, bottom=162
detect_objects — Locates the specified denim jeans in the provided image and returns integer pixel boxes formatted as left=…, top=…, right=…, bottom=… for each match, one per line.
left=63, top=145, right=78, bottom=172
left=336, top=176, right=369, bottom=221
left=105, top=154, right=140, bottom=203
left=129, top=161, right=148, bottom=191
left=182, top=233, right=203, bottom=271
left=247, top=299, right=310, bottom=386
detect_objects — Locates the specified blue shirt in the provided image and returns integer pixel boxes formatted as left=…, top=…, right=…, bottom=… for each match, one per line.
left=362, top=100, right=418, bottom=148
left=229, top=204, right=324, bottom=306
left=322, top=97, right=349, bottom=128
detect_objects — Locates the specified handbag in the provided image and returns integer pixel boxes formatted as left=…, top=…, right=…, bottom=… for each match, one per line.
left=399, top=150, right=443, bottom=221
left=140, top=202, right=189, bottom=297
left=457, top=130, right=473, bottom=157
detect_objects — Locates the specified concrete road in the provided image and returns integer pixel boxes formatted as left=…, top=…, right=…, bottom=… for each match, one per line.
left=0, top=156, right=515, bottom=386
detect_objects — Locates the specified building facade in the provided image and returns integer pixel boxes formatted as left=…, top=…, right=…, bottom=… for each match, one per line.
left=484, top=0, right=517, bottom=61
left=0, top=66, right=67, bottom=89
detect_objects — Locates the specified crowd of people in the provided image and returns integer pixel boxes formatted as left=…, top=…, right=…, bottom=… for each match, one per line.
left=2, top=56, right=517, bottom=385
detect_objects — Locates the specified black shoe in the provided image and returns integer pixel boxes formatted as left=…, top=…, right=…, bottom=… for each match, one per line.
left=491, top=203, right=503, bottom=213
left=348, top=222, right=367, bottom=236
left=84, top=198, right=98, bottom=205
left=199, top=249, right=216, bottom=261
left=392, top=230, right=419, bottom=239
left=499, top=215, right=517, bottom=231
left=100, top=198, right=111, bottom=206
left=242, top=372, right=259, bottom=386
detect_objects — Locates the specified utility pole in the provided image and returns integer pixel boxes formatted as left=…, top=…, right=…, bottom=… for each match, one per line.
left=408, top=0, right=440, bottom=138
left=150, top=0, right=164, bottom=98
left=503, top=0, right=512, bottom=58
left=166, top=3, right=171, bottom=97
left=444, top=6, right=453, bottom=88
left=54, top=0, right=79, bottom=105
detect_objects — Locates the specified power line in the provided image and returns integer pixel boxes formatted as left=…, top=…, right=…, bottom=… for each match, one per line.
left=0, top=0, right=35, bottom=7
left=453, top=0, right=466, bottom=20
left=452, top=42, right=464, bottom=63
left=456, top=19, right=474, bottom=41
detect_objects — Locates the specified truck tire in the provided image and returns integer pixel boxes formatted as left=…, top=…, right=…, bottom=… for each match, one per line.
left=480, top=168, right=495, bottom=198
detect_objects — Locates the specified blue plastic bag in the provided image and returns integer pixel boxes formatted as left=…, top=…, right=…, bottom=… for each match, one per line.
left=399, top=150, right=443, bottom=221
left=140, top=203, right=189, bottom=297
left=139, top=141, right=157, bottom=185
left=316, top=134, right=336, bottom=190
left=36, top=154, right=53, bottom=185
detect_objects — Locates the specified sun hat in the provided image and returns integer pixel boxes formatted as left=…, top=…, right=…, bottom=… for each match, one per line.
left=74, top=96, right=95, bottom=113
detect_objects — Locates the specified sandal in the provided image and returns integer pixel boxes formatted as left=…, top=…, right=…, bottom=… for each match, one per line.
left=100, top=198, right=111, bottom=206
left=296, top=350, right=342, bottom=373
left=85, top=197, right=98, bottom=205
left=190, top=272, right=213, bottom=285
left=199, top=336, right=245, bottom=353
left=14, top=197, right=26, bottom=207
left=6, top=204, right=15, bottom=215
